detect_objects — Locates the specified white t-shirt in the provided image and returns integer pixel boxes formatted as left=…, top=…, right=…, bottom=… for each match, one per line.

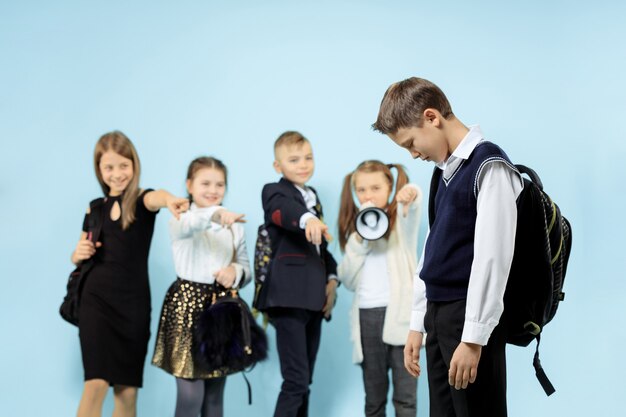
left=357, top=238, right=390, bottom=308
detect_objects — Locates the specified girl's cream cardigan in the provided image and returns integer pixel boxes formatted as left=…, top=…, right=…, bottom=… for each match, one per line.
left=338, top=184, right=422, bottom=363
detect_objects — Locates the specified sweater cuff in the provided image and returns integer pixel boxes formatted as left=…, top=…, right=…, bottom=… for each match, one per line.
left=232, top=263, right=244, bottom=288
left=346, top=233, right=370, bottom=255
left=461, top=320, right=494, bottom=346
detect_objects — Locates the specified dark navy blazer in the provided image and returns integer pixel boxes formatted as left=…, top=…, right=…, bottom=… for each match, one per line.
left=256, top=177, right=337, bottom=311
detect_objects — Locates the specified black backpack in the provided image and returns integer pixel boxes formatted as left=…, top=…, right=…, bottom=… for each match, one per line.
left=59, top=198, right=105, bottom=326
left=252, top=224, right=272, bottom=312
left=428, top=163, right=572, bottom=396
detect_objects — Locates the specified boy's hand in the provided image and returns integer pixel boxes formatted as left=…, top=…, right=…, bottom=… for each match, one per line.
left=214, top=265, right=237, bottom=288
left=305, top=217, right=332, bottom=245
left=449, top=342, right=482, bottom=390
left=322, top=279, right=338, bottom=319
left=214, top=209, right=246, bottom=227
left=404, top=330, right=423, bottom=377
left=396, top=185, right=418, bottom=217
left=167, top=196, right=190, bottom=220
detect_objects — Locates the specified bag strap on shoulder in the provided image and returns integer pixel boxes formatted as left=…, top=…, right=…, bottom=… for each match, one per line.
left=87, top=198, right=106, bottom=243
left=515, top=164, right=543, bottom=190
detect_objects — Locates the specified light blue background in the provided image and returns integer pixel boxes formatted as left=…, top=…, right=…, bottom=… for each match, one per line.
left=1, top=1, right=624, bottom=416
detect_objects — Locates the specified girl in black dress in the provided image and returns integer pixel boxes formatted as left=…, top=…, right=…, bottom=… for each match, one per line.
left=70, top=131, right=188, bottom=417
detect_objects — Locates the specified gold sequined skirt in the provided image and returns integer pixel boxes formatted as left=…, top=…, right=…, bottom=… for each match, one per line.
left=151, top=278, right=227, bottom=379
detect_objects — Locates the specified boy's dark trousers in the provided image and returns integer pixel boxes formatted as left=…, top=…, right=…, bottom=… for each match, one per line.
left=424, top=299, right=507, bottom=417
left=268, top=307, right=323, bottom=417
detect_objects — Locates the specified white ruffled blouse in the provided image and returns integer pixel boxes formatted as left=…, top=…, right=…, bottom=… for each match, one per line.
left=169, top=204, right=251, bottom=287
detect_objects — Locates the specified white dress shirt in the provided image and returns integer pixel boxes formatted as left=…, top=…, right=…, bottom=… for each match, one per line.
left=169, top=204, right=251, bottom=287
left=409, top=125, right=523, bottom=345
left=295, top=184, right=319, bottom=228
left=294, top=184, right=337, bottom=282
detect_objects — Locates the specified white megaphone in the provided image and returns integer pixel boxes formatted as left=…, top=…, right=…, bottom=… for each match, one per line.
left=355, top=206, right=389, bottom=241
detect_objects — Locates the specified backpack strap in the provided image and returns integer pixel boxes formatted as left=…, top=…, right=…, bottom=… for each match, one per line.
left=533, top=334, right=556, bottom=396
left=241, top=372, right=253, bottom=405
left=515, top=164, right=543, bottom=190
left=87, top=198, right=106, bottom=243
left=428, top=167, right=442, bottom=227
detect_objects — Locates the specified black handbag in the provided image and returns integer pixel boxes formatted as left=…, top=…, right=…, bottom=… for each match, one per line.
left=194, top=228, right=268, bottom=375
left=194, top=283, right=268, bottom=375
left=59, top=198, right=105, bottom=326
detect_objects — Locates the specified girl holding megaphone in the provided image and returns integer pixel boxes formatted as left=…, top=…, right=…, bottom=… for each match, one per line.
left=337, top=160, right=423, bottom=417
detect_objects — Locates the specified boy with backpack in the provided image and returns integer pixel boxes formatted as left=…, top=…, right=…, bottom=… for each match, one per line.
left=256, top=131, right=338, bottom=417
left=372, top=77, right=524, bottom=417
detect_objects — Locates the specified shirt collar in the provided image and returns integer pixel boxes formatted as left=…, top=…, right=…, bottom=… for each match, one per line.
left=294, top=184, right=317, bottom=210
left=437, top=125, right=484, bottom=179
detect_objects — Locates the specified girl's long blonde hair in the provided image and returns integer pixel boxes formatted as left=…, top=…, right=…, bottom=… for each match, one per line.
left=338, top=160, right=409, bottom=251
left=94, top=131, right=141, bottom=230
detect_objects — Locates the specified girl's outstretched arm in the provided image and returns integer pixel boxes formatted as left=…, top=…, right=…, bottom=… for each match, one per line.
left=169, top=206, right=223, bottom=240
left=211, top=209, right=246, bottom=227
left=143, top=189, right=189, bottom=219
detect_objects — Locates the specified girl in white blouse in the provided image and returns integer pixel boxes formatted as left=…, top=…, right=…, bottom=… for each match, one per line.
left=152, top=156, right=250, bottom=417
left=337, top=160, right=422, bottom=417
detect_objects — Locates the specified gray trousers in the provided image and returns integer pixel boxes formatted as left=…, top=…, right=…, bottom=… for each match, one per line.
left=360, top=307, right=417, bottom=417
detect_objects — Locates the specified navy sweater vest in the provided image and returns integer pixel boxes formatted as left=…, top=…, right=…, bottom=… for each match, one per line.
left=421, top=141, right=514, bottom=301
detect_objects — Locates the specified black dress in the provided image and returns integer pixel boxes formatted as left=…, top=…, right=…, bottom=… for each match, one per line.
left=78, top=190, right=157, bottom=387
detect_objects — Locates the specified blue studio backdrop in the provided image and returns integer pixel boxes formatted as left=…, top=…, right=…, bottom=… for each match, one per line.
left=1, top=1, right=625, bottom=416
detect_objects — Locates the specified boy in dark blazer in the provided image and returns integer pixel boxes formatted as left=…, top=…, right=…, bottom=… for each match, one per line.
left=257, top=131, right=338, bottom=417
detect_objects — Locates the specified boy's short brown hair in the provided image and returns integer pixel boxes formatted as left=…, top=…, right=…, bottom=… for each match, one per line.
left=274, top=131, right=310, bottom=157
left=372, top=77, right=454, bottom=134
